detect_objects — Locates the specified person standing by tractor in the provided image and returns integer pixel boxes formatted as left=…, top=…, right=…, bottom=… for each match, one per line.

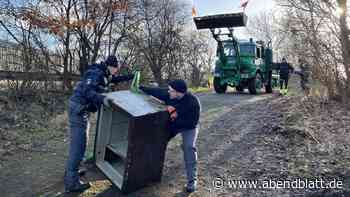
left=139, top=79, right=201, bottom=193
left=64, top=55, right=134, bottom=193
left=278, top=57, right=294, bottom=90
left=298, top=58, right=311, bottom=96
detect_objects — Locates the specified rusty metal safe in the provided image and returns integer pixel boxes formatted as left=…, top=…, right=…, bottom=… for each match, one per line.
left=94, top=90, right=169, bottom=193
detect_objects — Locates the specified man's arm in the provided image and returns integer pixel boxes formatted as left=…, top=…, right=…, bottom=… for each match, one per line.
left=110, top=74, right=134, bottom=84
left=83, top=74, right=105, bottom=107
left=139, top=86, right=170, bottom=102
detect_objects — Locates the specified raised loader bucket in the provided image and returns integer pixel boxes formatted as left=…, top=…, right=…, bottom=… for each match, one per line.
left=194, top=12, right=248, bottom=29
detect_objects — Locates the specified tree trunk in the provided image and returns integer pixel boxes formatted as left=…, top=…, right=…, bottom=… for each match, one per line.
left=150, top=64, right=165, bottom=86
left=337, top=0, right=350, bottom=99
left=191, top=66, right=201, bottom=87
left=79, top=37, right=90, bottom=75
left=62, top=0, right=73, bottom=90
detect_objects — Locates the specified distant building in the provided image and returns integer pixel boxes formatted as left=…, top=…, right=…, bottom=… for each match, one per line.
left=0, top=39, right=73, bottom=73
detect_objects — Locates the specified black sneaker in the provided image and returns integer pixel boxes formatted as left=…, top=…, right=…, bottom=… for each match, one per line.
left=65, top=182, right=91, bottom=193
left=78, top=168, right=87, bottom=176
left=185, top=180, right=197, bottom=193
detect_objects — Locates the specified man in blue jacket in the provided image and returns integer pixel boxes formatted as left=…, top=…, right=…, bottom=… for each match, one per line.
left=64, top=55, right=134, bottom=193
left=140, top=79, right=201, bottom=193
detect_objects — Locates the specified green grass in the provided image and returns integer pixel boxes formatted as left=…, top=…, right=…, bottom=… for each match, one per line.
left=27, top=127, right=48, bottom=133
left=188, top=86, right=212, bottom=94
left=276, top=88, right=299, bottom=97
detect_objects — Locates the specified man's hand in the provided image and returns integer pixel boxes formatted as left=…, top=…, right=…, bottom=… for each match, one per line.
left=139, top=85, right=145, bottom=92
left=167, top=106, right=177, bottom=121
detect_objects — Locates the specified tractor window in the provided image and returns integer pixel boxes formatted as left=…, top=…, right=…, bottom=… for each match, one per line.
left=216, top=42, right=223, bottom=56
left=261, top=46, right=265, bottom=58
left=257, top=47, right=261, bottom=58
left=239, top=44, right=255, bottom=55
left=223, top=45, right=236, bottom=57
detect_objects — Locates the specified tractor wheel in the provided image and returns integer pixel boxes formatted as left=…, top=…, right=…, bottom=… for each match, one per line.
left=248, top=73, right=263, bottom=95
left=213, top=77, right=227, bottom=94
left=265, top=71, right=273, bottom=93
left=236, top=85, right=244, bottom=92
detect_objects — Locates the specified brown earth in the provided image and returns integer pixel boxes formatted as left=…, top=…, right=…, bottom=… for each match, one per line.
left=1, top=75, right=350, bottom=197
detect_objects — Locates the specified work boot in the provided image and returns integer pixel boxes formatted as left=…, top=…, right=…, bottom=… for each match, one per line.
left=78, top=159, right=90, bottom=176
left=65, top=181, right=91, bottom=193
left=78, top=168, right=87, bottom=176
left=185, top=180, right=197, bottom=193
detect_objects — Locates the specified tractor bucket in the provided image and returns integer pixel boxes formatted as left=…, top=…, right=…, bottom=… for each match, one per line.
left=193, top=12, right=248, bottom=30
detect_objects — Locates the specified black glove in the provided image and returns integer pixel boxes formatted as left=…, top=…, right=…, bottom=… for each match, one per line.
left=103, top=97, right=118, bottom=111
left=103, top=97, right=112, bottom=108
left=139, top=85, right=146, bottom=92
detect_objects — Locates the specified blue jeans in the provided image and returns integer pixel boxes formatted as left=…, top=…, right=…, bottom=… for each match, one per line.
left=64, top=99, right=90, bottom=189
left=181, top=127, right=199, bottom=183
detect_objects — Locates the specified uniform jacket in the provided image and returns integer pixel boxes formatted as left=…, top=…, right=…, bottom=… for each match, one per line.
left=70, top=63, right=134, bottom=112
left=279, top=62, right=294, bottom=78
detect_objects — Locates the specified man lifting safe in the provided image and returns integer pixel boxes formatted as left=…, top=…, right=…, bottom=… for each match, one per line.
left=140, top=79, right=201, bottom=193
left=64, top=55, right=134, bottom=193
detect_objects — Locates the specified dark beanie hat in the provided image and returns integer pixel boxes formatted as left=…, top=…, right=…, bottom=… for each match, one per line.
left=105, top=55, right=119, bottom=67
left=169, top=79, right=187, bottom=93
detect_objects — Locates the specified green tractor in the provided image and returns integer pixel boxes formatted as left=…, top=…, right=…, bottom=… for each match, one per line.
left=194, top=13, right=273, bottom=94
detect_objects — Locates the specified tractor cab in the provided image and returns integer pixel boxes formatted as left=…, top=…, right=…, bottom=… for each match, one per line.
left=211, top=28, right=239, bottom=69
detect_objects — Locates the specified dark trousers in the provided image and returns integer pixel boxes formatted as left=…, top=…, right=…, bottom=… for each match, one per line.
left=64, top=99, right=90, bottom=190
left=279, top=75, right=289, bottom=89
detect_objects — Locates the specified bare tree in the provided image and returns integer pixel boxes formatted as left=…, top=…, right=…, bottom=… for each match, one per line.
left=246, top=11, right=274, bottom=44
left=337, top=0, right=350, bottom=93
left=130, top=0, right=189, bottom=85
left=0, top=0, right=63, bottom=91
left=184, top=31, right=213, bottom=87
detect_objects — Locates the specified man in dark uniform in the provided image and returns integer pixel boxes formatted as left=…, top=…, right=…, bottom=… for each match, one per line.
left=139, top=80, right=201, bottom=193
left=279, top=57, right=294, bottom=90
left=64, top=55, right=134, bottom=193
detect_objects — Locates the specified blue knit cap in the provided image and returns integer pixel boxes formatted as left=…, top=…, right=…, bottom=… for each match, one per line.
left=169, top=79, right=187, bottom=93
left=105, top=55, right=119, bottom=67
